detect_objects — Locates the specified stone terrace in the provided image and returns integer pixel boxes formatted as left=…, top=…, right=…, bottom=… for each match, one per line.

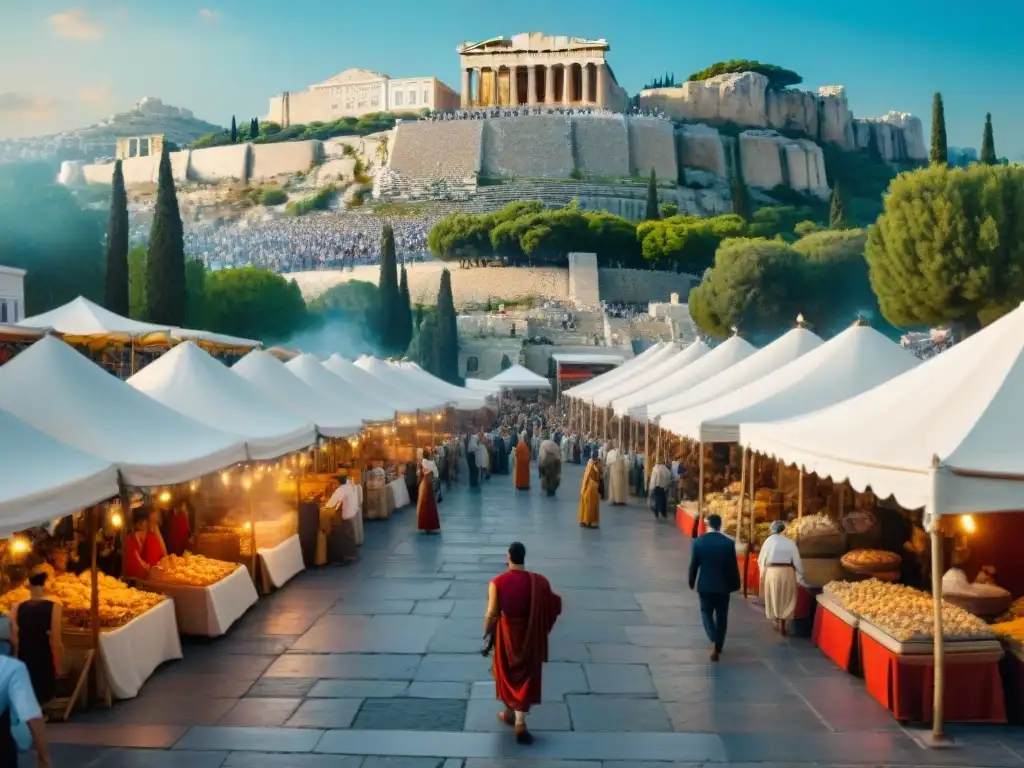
left=38, top=463, right=1024, bottom=768
left=481, top=116, right=575, bottom=179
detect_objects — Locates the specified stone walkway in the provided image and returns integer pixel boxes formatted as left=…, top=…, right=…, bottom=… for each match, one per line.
left=35, top=464, right=1024, bottom=767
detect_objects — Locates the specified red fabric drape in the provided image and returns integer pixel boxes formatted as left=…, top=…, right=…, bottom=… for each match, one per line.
left=493, top=573, right=562, bottom=712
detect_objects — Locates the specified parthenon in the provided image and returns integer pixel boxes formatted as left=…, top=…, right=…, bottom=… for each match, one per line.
left=457, top=32, right=629, bottom=111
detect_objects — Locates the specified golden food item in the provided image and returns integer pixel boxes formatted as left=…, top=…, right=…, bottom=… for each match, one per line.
left=996, top=597, right=1024, bottom=624
left=783, top=513, right=840, bottom=540
left=0, top=571, right=165, bottom=629
left=991, top=618, right=1024, bottom=644
left=824, top=579, right=992, bottom=641
left=150, top=552, right=237, bottom=587
left=842, top=549, right=901, bottom=568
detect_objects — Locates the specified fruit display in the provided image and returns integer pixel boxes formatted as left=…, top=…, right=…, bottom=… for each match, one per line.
left=841, top=549, right=901, bottom=574
left=784, top=513, right=840, bottom=539
left=991, top=618, right=1024, bottom=646
left=0, top=566, right=165, bottom=629
left=824, top=579, right=993, bottom=642
left=149, top=552, right=237, bottom=587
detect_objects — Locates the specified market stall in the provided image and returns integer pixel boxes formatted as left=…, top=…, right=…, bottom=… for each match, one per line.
left=287, top=354, right=396, bottom=424
left=323, top=354, right=448, bottom=412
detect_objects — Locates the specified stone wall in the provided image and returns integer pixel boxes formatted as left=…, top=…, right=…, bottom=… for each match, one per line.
left=627, top=118, right=677, bottom=179
left=390, top=121, right=483, bottom=180
left=250, top=141, right=323, bottom=181
left=187, top=144, right=250, bottom=183
left=599, top=268, right=695, bottom=304
left=481, top=116, right=574, bottom=179
left=567, top=252, right=600, bottom=307
left=677, top=123, right=726, bottom=177
left=738, top=130, right=828, bottom=197
left=571, top=116, right=630, bottom=178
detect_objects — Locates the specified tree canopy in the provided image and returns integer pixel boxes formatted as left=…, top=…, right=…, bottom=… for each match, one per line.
left=202, top=266, right=309, bottom=342
left=980, top=113, right=997, bottom=165
left=146, top=146, right=186, bottom=325
left=930, top=93, right=947, bottom=166
left=192, top=111, right=421, bottom=148
left=435, top=270, right=460, bottom=384
left=865, top=163, right=1024, bottom=334
left=105, top=160, right=130, bottom=316
left=687, top=60, right=802, bottom=89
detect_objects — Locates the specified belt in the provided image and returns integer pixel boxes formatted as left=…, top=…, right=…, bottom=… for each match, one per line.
left=767, top=563, right=794, bottom=569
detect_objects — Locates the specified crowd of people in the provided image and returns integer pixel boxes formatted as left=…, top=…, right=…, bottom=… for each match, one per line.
left=601, top=300, right=648, bottom=319
left=424, top=106, right=669, bottom=121
left=129, top=214, right=437, bottom=272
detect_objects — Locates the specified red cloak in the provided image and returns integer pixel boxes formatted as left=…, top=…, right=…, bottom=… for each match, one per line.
left=492, top=570, right=562, bottom=711
left=417, top=473, right=440, bottom=532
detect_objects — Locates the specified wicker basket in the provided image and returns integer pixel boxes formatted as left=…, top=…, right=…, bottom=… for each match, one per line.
left=944, top=592, right=1014, bottom=620
left=841, top=549, right=901, bottom=575
left=802, top=557, right=845, bottom=587
left=796, top=532, right=847, bottom=558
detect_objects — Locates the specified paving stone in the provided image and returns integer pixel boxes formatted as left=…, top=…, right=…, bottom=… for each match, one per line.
left=49, top=724, right=188, bottom=748
left=170, top=654, right=276, bottom=678
left=286, top=698, right=363, bottom=728
left=582, top=664, right=656, bottom=695
left=174, top=726, right=324, bottom=752
left=222, top=755, right=361, bottom=768
left=292, top=614, right=441, bottom=653
left=405, top=681, right=472, bottom=699
left=329, top=599, right=416, bottom=615
left=467, top=762, right=599, bottom=768
left=136, top=674, right=255, bottom=699
left=72, top=695, right=237, bottom=727
left=416, top=655, right=497, bottom=683
left=309, top=679, right=411, bottom=698
left=414, top=599, right=456, bottom=615
left=218, top=698, right=302, bottom=727
left=346, top=579, right=452, bottom=601
left=264, top=653, right=420, bottom=679
left=463, top=699, right=572, bottom=732
left=245, top=677, right=318, bottom=698
left=91, top=749, right=229, bottom=767
left=352, top=697, right=468, bottom=731
left=428, top=634, right=489, bottom=654
left=565, top=695, right=673, bottom=732
left=363, top=759, right=450, bottom=768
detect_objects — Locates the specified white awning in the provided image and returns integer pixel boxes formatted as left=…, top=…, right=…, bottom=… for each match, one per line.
left=232, top=350, right=360, bottom=438
left=287, top=354, right=396, bottom=423
left=466, top=377, right=501, bottom=393
left=596, top=341, right=708, bottom=408
left=323, top=354, right=446, bottom=412
left=488, top=364, right=551, bottom=391
left=0, top=336, right=247, bottom=486
left=663, top=324, right=918, bottom=443
left=628, top=336, right=758, bottom=424
left=740, top=303, right=1024, bottom=518
left=128, top=342, right=317, bottom=461
left=611, top=340, right=710, bottom=416
left=19, top=296, right=168, bottom=337
left=0, top=408, right=119, bottom=537
left=565, top=341, right=666, bottom=399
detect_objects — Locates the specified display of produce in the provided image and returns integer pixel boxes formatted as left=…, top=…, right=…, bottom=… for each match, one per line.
left=841, top=549, right=901, bottom=573
left=824, top=579, right=993, bottom=642
left=723, top=520, right=772, bottom=547
left=942, top=568, right=1011, bottom=598
left=991, top=617, right=1024, bottom=645
left=997, top=597, right=1024, bottom=624
left=940, top=568, right=1013, bottom=618
left=149, top=552, right=237, bottom=587
left=784, top=513, right=840, bottom=539
left=0, top=566, right=165, bottom=629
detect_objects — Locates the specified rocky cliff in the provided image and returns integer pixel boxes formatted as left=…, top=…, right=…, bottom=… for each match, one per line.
left=639, top=72, right=926, bottom=165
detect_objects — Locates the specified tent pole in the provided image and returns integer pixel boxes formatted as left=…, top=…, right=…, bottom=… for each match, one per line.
left=697, top=440, right=705, bottom=522
left=743, top=450, right=756, bottom=598
left=797, top=469, right=804, bottom=519
left=644, top=421, right=651, bottom=488
left=88, top=505, right=100, bottom=700
left=931, top=515, right=946, bottom=740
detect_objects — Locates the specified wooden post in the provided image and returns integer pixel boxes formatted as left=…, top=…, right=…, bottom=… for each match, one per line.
left=246, top=473, right=257, bottom=581
left=644, top=421, right=651, bottom=488
left=737, top=446, right=748, bottom=540
left=797, top=469, right=804, bottom=519
left=743, top=450, right=756, bottom=598
left=654, top=424, right=663, bottom=464
left=931, top=515, right=946, bottom=740
left=697, top=440, right=705, bottom=519
left=87, top=505, right=101, bottom=700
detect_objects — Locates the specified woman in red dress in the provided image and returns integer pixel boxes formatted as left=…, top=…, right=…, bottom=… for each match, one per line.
left=166, top=500, right=193, bottom=556
left=416, top=450, right=441, bottom=534
left=142, top=507, right=167, bottom=566
left=124, top=515, right=151, bottom=581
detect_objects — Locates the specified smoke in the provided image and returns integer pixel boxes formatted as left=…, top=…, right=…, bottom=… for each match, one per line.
left=275, top=312, right=383, bottom=359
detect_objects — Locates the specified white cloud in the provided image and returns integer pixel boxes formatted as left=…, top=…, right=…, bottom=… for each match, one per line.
left=198, top=8, right=220, bottom=22
left=0, top=93, right=59, bottom=122
left=48, top=9, right=104, bottom=41
left=77, top=83, right=112, bottom=107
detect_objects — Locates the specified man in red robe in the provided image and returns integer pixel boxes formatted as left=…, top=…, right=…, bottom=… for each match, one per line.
left=484, top=541, right=562, bottom=745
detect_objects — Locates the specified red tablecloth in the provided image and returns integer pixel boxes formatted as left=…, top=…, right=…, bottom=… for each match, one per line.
left=859, top=631, right=1006, bottom=723
left=795, top=585, right=814, bottom=621
left=813, top=601, right=859, bottom=674
left=739, top=551, right=760, bottom=595
left=675, top=505, right=706, bottom=538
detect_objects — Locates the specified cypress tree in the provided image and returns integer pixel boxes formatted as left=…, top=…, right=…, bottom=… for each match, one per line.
left=500, top=354, right=512, bottom=370
left=980, top=113, right=997, bottom=165
left=146, top=146, right=186, bottom=325
left=829, top=182, right=849, bottom=229
left=930, top=93, right=947, bottom=166
left=730, top=178, right=752, bottom=221
left=230, top=116, right=237, bottom=143
left=644, top=169, right=660, bottom=220
left=398, top=261, right=413, bottom=352
left=417, top=313, right=439, bottom=376
left=104, top=159, right=130, bottom=316
left=377, top=224, right=401, bottom=352
left=435, top=269, right=460, bottom=384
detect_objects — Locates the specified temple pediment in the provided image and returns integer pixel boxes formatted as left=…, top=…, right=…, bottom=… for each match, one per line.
left=459, top=32, right=609, bottom=55
left=312, top=68, right=389, bottom=88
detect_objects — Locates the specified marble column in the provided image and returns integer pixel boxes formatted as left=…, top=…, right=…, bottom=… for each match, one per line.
left=544, top=66, right=555, bottom=107
left=562, top=65, right=571, bottom=105
left=527, top=65, right=537, bottom=107
left=509, top=66, right=519, bottom=107
left=596, top=63, right=608, bottom=108
left=582, top=64, right=592, bottom=105
left=490, top=69, right=499, bottom=107
left=461, top=69, right=471, bottom=109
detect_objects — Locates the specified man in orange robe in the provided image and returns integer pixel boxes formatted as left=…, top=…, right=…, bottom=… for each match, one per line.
left=485, top=541, right=562, bottom=745
left=513, top=433, right=531, bottom=491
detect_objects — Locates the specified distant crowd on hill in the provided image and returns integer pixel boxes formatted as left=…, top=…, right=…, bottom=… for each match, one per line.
left=424, top=106, right=668, bottom=121
left=129, top=214, right=438, bottom=272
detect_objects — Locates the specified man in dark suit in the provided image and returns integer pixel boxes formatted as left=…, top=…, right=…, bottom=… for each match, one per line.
left=688, top=514, right=742, bottom=661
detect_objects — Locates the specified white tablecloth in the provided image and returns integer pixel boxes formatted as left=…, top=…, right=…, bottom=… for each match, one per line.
left=143, top=565, right=258, bottom=637
left=259, top=533, right=305, bottom=589
left=388, top=478, right=411, bottom=509
left=100, top=599, right=182, bottom=699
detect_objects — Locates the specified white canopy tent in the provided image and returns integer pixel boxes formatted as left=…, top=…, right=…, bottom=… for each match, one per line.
left=627, top=336, right=758, bottom=424
left=635, top=328, right=823, bottom=423
left=465, top=377, right=502, bottom=394
left=740, top=303, right=1024, bottom=519
left=323, top=354, right=447, bottom=412
left=354, top=357, right=445, bottom=405
left=0, top=408, right=120, bottom=537
left=565, top=342, right=667, bottom=400
left=232, top=351, right=361, bottom=437
left=128, top=342, right=317, bottom=461
left=488, top=364, right=552, bottom=391
left=596, top=341, right=709, bottom=408
left=287, top=354, right=396, bottom=423
left=663, top=324, right=919, bottom=443
left=381, top=360, right=488, bottom=411
left=0, top=336, right=247, bottom=486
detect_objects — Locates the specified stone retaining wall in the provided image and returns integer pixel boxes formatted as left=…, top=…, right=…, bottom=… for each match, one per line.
left=572, top=116, right=630, bottom=178
left=481, top=116, right=574, bottom=179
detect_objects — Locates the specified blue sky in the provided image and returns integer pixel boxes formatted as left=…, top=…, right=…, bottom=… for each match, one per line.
left=2, top=0, right=1022, bottom=157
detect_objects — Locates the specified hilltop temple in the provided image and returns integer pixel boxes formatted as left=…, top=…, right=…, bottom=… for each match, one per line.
left=457, top=32, right=629, bottom=111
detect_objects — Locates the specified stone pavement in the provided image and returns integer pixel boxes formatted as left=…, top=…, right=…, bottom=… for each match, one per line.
left=33, top=464, right=1024, bottom=768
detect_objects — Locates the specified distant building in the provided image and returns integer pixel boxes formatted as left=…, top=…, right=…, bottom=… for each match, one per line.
left=267, top=69, right=459, bottom=127
left=0, top=265, right=26, bottom=324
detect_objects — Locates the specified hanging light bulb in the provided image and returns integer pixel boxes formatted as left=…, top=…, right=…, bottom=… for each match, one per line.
left=9, top=537, right=30, bottom=555
left=961, top=515, right=976, bottom=534
left=241, top=473, right=253, bottom=491
left=189, top=479, right=199, bottom=492
left=158, top=490, right=172, bottom=503
left=221, top=471, right=231, bottom=486
left=110, top=512, right=124, bottom=529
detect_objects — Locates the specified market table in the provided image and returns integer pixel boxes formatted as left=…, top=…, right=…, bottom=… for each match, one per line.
left=999, top=645, right=1024, bottom=724
left=97, top=599, right=182, bottom=699
left=812, top=593, right=860, bottom=674
left=858, top=622, right=1006, bottom=723
left=675, top=502, right=706, bottom=538
left=258, top=533, right=305, bottom=592
left=142, top=565, right=258, bottom=637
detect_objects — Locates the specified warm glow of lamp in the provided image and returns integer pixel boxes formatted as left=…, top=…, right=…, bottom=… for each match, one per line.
left=349, top=438, right=359, bottom=447
left=110, top=512, right=124, bottom=529
left=158, top=490, right=171, bottom=503
left=242, top=521, right=252, bottom=531
left=10, top=537, right=30, bottom=555
left=961, top=515, right=976, bottom=534
left=221, top=471, right=231, bottom=486
left=241, top=475, right=253, bottom=491
left=189, top=480, right=199, bottom=492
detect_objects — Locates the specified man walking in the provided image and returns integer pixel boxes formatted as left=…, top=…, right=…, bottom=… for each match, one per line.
left=0, top=655, right=53, bottom=767
left=688, top=514, right=741, bottom=661
left=484, top=542, right=562, bottom=745
left=648, top=460, right=672, bottom=519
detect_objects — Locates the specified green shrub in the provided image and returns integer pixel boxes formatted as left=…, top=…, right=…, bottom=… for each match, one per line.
left=258, top=187, right=288, bottom=206
left=688, top=60, right=802, bottom=89
left=285, top=185, right=337, bottom=216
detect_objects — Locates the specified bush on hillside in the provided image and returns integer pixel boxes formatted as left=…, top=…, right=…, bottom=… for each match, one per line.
left=687, top=60, right=802, bottom=89
left=257, top=187, right=288, bottom=206
left=285, top=185, right=337, bottom=216
left=191, top=112, right=416, bottom=149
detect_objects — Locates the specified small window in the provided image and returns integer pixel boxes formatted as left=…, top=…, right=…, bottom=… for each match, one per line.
left=370, top=96, right=379, bottom=106
left=394, top=92, right=403, bottom=107
left=466, top=356, right=479, bottom=373
left=423, top=90, right=429, bottom=104
left=0, top=301, right=7, bottom=323
left=331, top=103, right=339, bottom=111
left=12, top=300, right=17, bottom=322
left=408, top=91, right=416, bottom=105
